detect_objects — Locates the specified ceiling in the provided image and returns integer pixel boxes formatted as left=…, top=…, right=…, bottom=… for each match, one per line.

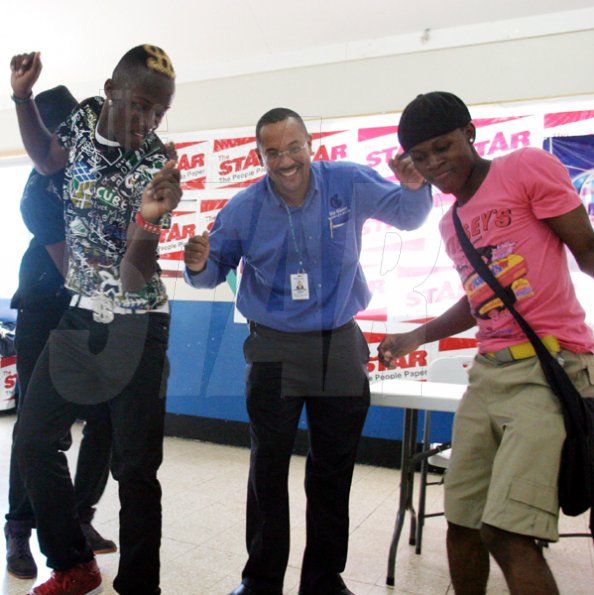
left=3, top=0, right=594, bottom=108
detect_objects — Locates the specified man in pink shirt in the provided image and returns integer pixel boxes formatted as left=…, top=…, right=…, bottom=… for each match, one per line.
left=379, top=92, right=594, bottom=595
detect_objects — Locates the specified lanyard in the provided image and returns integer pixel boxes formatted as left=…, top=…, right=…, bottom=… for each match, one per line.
left=282, top=202, right=306, bottom=273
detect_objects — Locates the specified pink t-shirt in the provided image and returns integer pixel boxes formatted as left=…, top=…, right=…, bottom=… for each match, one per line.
left=439, top=147, right=594, bottom=354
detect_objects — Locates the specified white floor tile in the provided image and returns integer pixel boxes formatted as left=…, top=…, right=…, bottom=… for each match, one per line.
left=0, top=412, right=591, bottom=594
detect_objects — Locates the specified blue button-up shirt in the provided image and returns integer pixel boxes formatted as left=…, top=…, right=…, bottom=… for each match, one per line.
left=186, top=160, right=432, bottom=332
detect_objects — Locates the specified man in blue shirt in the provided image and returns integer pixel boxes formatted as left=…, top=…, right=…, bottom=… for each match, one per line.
left=184, top=107, right=431, bottom=595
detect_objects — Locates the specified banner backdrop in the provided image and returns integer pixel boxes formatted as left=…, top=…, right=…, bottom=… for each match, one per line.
left=161, top=101, right=594, bottom=383
left=0, top=356, right=17, bottom=410
left=545, top=134, right=594, bottom=216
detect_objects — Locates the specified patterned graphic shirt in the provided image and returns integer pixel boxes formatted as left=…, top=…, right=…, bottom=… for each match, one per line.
left=56, top=97, right=169, bottom=311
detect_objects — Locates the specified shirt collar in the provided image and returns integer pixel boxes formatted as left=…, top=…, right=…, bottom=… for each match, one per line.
left=94, top=124, right=121, bottom=147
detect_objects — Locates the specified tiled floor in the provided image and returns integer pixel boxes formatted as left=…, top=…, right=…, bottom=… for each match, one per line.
left=0, top=412, right=592, bottom=594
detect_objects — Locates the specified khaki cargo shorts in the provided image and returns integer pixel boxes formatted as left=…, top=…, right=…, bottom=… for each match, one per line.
left=444, top=349, right=594, bottom=542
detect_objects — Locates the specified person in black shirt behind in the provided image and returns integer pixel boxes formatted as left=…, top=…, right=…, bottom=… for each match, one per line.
left=5, top=85, right=115, bottom=581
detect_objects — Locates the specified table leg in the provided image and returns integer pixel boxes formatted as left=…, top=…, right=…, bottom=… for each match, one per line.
left=386, top=408, right=418, bottom=586
left=416, top=410, right=432, bottom=554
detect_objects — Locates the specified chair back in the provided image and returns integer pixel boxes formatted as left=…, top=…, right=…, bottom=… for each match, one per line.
left=427, top=355, right=473, bottom=386
left=424, top=356, right=473, bottom=469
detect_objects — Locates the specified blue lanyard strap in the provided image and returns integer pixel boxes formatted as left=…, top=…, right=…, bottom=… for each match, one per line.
left=282, top=202, right=306, bottom=272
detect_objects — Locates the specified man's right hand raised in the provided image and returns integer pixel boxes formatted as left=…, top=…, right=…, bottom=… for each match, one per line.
left=10, top=52, right=42, bottom=99
left=184, top=231, right=210, bottom=274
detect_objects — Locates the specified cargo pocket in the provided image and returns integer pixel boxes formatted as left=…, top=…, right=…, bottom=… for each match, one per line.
left=507, top=478, right=559, bottom=540
left=509, top=479, right=557, bottom=514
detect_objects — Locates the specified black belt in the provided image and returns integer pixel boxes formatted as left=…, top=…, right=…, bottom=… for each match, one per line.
left=248, top=319, right=356, bottom=337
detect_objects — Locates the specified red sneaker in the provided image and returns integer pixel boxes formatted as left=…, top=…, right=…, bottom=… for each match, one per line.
left=28, top=559, right=102, bottom=595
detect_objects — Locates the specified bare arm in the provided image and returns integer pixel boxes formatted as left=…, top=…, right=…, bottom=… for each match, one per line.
left=378, top=296, right=475, bottom=368
left=10, top=52, right=68, bottom=174
left=45, top=241, right=68, bottom=278
left=545, top=204, right=594, bottom=278
left=120, top=159, right=182, bottom=293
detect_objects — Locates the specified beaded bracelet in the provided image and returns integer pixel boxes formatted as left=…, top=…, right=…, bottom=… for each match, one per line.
left=135, top=212, right=161, bottom=235
left=11, top=92, right=33, bottom=105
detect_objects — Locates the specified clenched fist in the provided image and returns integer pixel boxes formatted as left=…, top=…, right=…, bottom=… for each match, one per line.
left=140, top=160, right=182, bottom=223
left=184, top=231, right=210, bottom=273
left=10, top=52, right=42, bottom=99
left=388, top=152, right=426, bottom=190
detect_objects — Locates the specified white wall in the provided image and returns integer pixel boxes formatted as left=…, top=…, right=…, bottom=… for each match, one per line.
left=1, top=29, right=593, bottom=153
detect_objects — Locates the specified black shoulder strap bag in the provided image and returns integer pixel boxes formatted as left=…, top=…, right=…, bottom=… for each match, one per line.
left=452, top=204, right=594, bottom=540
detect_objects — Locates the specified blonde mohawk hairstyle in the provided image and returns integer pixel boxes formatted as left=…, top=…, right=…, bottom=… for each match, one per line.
left=112, top=45, right=176, bottom=83
left=144, top=44, right=175, bottom=80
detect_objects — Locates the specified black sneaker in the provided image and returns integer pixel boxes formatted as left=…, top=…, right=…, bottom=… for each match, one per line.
left=80, top=523, right=117, bottom=554
left=5, top=520, right=37, bottom=579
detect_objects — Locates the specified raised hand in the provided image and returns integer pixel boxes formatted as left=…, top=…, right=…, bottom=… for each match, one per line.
left=10, top=52, right=42, bottom=98
left=164, top=141, right=178, bottom=162
left=139, top=160, right=182, bottom=223
left=388, top=152, right=426, bottom=190
left=184, top=231, right=210, bottom=273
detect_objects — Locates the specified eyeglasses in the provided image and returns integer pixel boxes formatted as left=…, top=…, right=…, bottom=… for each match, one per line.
left=262, top=142, right=309, bottom=163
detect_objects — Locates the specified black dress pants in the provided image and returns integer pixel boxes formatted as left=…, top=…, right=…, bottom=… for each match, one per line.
left=14, top=307, right=170, bottom=595
left=241, top=321, right=370, bottom=594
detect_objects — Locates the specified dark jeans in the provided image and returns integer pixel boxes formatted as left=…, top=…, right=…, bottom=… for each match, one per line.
left=241, top=321, right=370, bottom=594
left=7, top=302, right=112, bottom=525
left=14, top=307, right=170, bottom=595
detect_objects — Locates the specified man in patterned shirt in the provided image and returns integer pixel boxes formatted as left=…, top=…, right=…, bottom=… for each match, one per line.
left=10, top=45, right=182, bottom=595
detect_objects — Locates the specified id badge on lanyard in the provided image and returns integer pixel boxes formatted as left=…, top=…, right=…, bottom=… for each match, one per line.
left=290, top=272, right=310, bottom=300
left=283, top=202, right=311, bottom=301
